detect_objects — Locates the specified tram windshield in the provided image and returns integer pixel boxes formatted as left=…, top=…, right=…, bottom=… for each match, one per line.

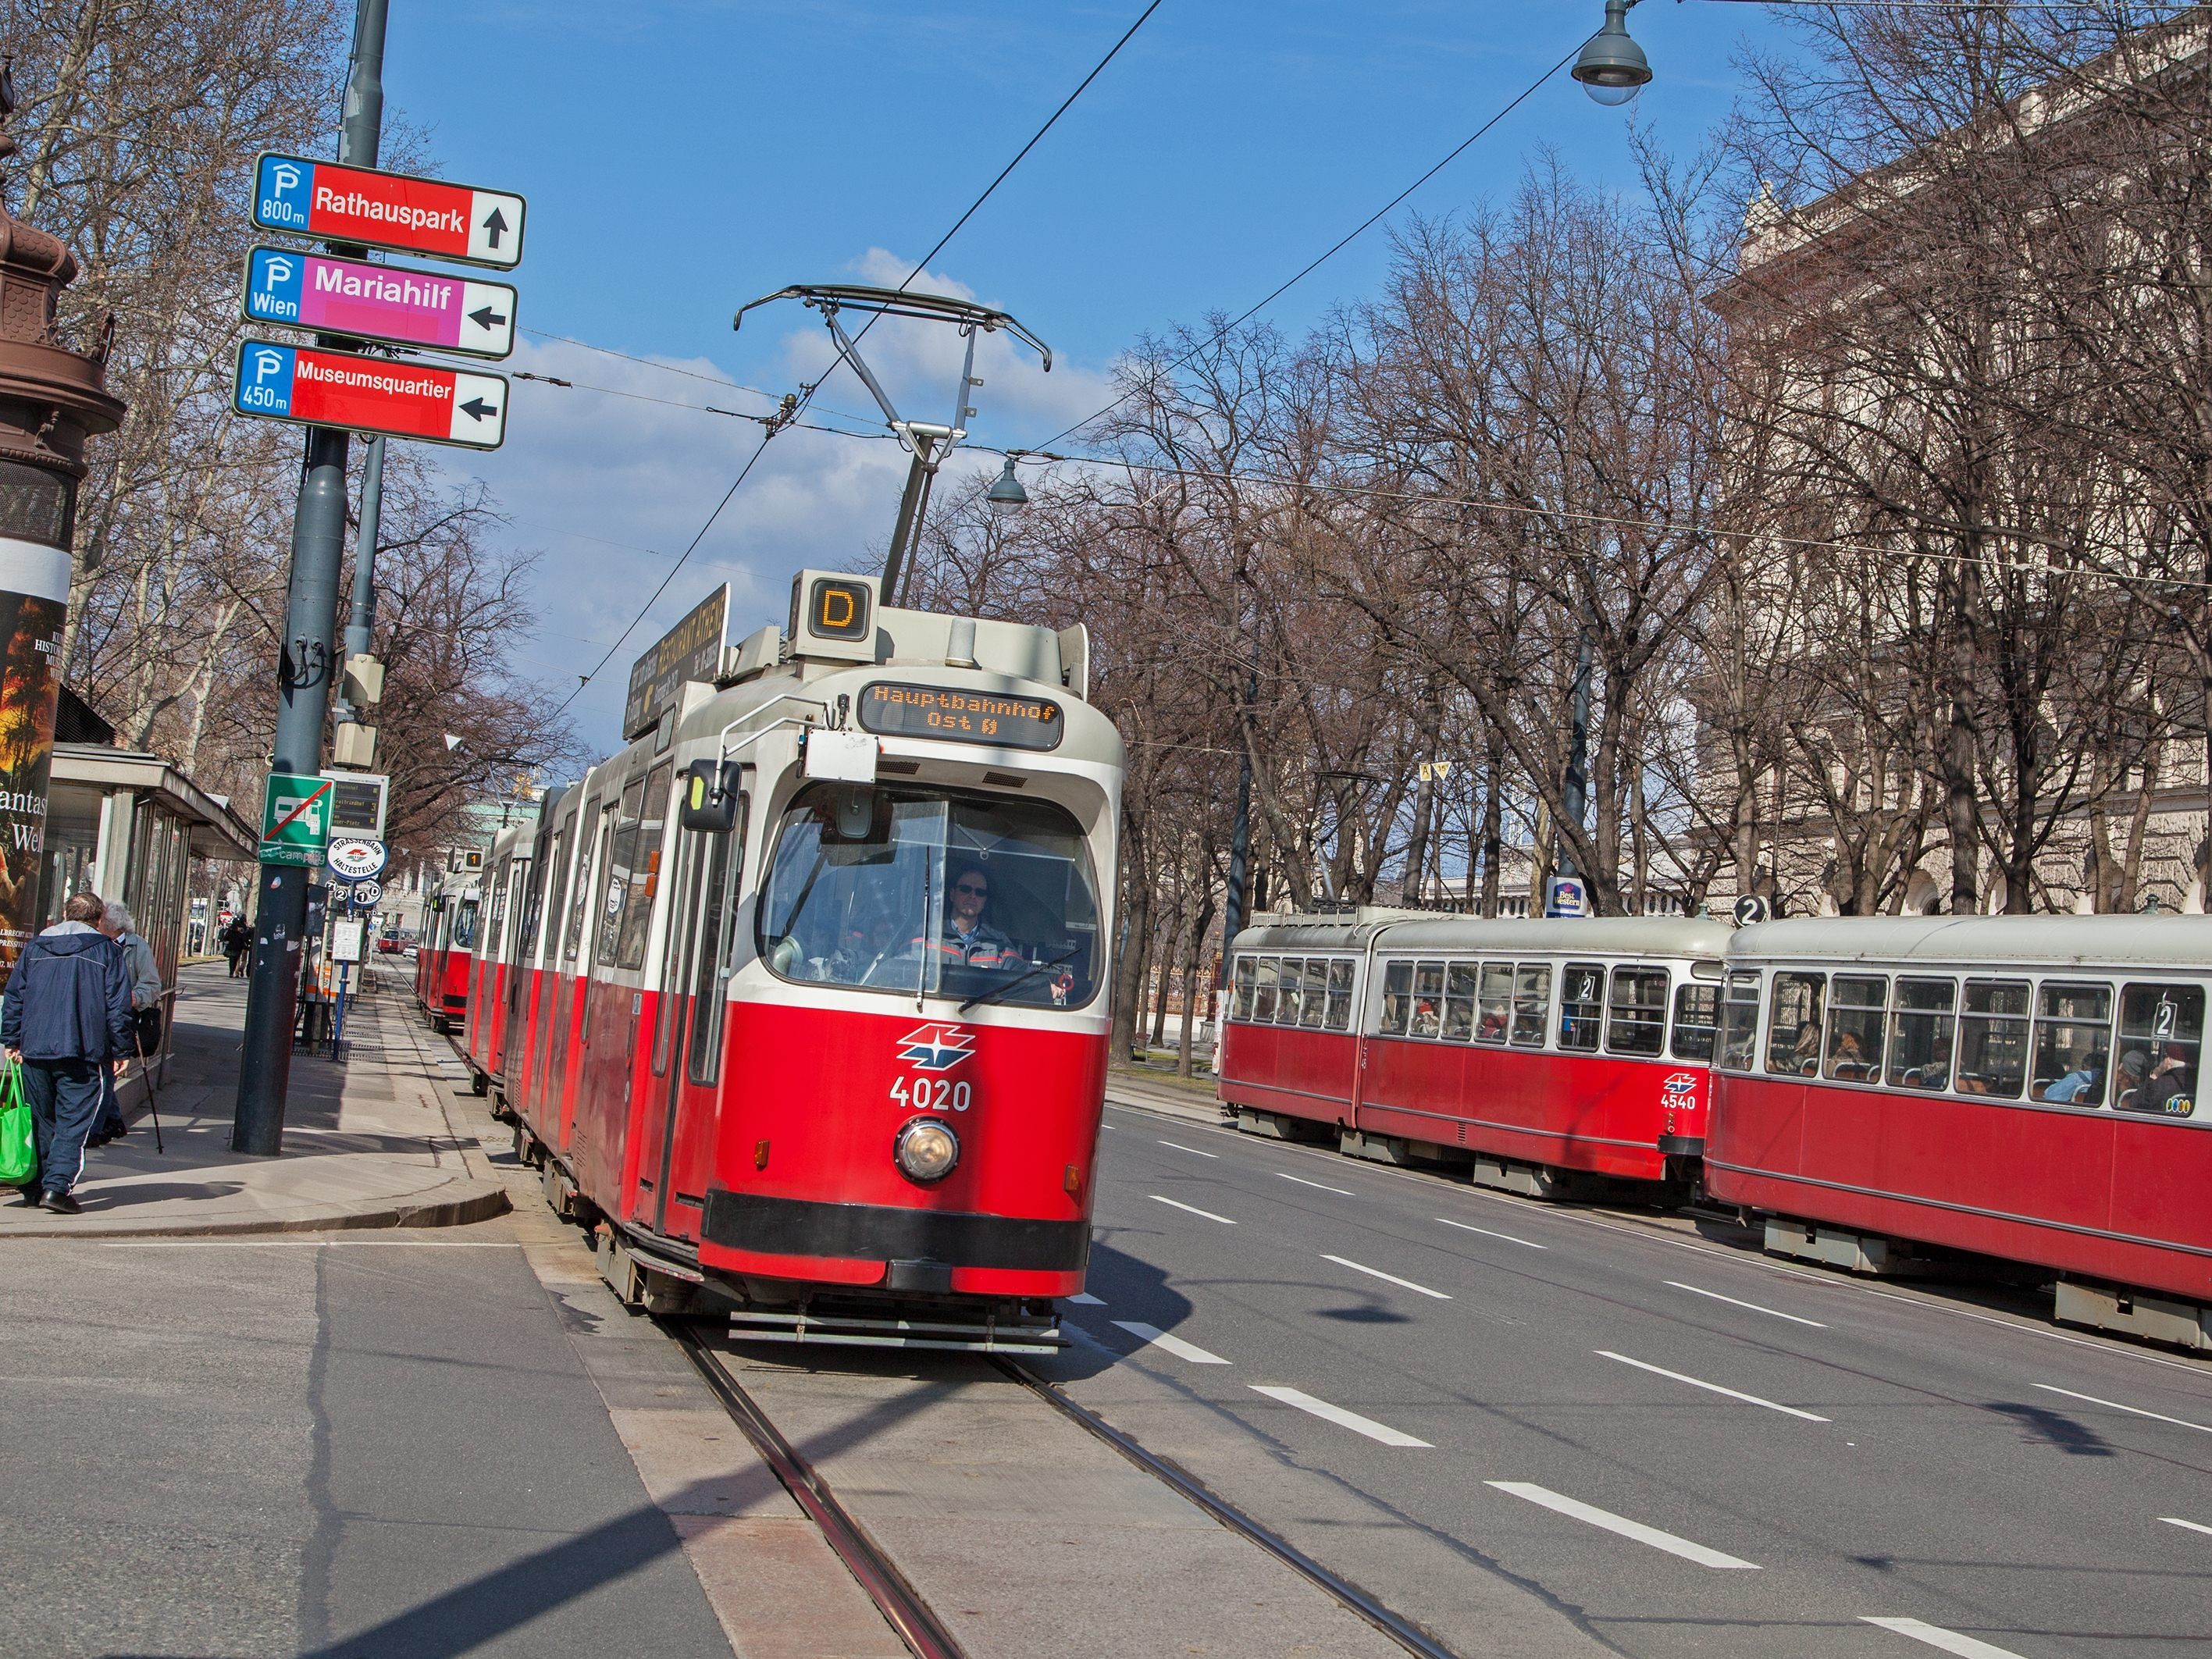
left=758, top=783, right=1102, bottom=1010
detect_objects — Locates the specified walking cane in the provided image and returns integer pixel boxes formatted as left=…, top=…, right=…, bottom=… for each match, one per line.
left=130, top=1016, right=163, bottom=1155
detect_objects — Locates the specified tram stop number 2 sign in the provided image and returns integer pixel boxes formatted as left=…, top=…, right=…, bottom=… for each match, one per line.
left=261, top=773, right=333, bottom=867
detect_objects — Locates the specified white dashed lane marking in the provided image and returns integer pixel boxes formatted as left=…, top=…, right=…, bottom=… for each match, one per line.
left=1598, top=1351, right=1830, bottom=1422
left=1485, top=1482, right=1759, bottom=1570
left=1665, top=1280, right=1828, bottom=1327
left=1860, top=1616, right=2029, bottom=1657
left=1067, top=1292, right=1106, bottom=1305
left=1436, top=1216, right=1546, bottom=1249
left=1322, top=1254, right=1452, bottom=1301
left=1249, top=1385, right=1432, bottom=1447
left=2034, top=1384, right=2212, bottom=1436
left=1112, top=1321, right=1232, bottom=1365
left=1150, top=1194, right=1236, bottom=1224
left=2160, top=1516, right=2212, bottom=1538
left=1157, top=1140, right=1218, bottom=1159
left=1277, top=1172, right=1355, bottom=1196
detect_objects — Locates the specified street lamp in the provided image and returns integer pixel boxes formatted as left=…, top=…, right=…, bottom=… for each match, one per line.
left=986, top=454, right=1030, bottom=517
left=1572, top=0, right=1651, bottom=106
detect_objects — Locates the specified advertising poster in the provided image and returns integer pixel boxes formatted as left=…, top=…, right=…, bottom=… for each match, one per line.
left=0, top=586, right=62, bottom=988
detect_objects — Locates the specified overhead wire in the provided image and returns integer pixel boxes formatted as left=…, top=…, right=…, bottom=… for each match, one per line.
left=550, top=0, right=1167, bottom=715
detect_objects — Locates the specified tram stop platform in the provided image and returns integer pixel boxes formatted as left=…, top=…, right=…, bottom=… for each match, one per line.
left=0, top=959, right=509, bottom=1238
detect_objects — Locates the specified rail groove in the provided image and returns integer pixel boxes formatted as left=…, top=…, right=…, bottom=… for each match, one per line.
left=994, top=1358, right=1466, bottom=1659
left=672, top=1326, right=966, bottom=1659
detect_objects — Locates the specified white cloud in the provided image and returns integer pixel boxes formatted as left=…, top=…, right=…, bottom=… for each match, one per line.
left=432, top=248, right=1117, bottom=753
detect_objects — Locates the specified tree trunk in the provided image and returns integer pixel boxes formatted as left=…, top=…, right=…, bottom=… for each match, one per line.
left=1479, top=720, right=1506, bottom=917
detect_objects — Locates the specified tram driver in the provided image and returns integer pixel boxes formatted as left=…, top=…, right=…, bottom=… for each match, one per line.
left=932, top=863, right=1017, bottom=970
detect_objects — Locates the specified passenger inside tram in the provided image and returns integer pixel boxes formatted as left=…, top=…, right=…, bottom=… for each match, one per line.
left=2114, top=984, right=2202, bottom=1115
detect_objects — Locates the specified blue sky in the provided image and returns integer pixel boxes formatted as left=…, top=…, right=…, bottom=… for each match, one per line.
left=378, top=1, right=1797, bottom=749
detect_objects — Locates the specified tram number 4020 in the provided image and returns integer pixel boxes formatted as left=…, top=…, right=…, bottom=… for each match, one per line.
left=892, top=1077, right=972, bottom=1113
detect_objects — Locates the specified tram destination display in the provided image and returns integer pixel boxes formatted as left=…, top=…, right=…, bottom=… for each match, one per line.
left=857, top=682, right=1063, bottom=751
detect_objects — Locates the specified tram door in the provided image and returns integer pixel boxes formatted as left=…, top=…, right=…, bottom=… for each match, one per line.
left=527, top=824, right=572, bottom=1122
left=550, top=800, right=614, bottom=1148
left=641, top=800, right=743, bottom=1239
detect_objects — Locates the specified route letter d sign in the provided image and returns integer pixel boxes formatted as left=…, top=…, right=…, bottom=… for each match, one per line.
left=261, top=772, right=333, bottom=867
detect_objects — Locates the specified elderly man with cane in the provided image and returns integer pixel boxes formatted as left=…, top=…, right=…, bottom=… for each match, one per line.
left=2, top=891, right=134, bottom=1214
left=89, top=901, right=161, bottom=1145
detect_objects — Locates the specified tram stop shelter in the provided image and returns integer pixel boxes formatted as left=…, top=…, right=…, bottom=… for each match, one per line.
left=33, top=689, right=257, bottom=1102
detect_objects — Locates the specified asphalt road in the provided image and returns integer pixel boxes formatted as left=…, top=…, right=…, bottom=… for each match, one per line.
left=1036, top=1101, right=2212, bottom=1659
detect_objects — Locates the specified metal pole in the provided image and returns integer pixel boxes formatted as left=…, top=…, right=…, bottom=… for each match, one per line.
left=878, top=434, right=938, bottom=605
left=335, top=433, right=384, bottom=724
left=233, top=0, right=387, bottom=1156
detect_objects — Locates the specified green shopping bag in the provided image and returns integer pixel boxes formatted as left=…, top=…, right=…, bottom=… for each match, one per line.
left=0, top=1060, right=34, bottom=1187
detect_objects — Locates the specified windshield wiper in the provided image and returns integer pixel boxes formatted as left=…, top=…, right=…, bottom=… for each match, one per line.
left=960, top=946, right=1081, bottom=1014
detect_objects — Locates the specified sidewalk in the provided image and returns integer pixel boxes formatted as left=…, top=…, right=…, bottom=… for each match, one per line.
left=1104, top=1062, right=1227, bottom=1125
left=0, top=959, right=508, bottom=1238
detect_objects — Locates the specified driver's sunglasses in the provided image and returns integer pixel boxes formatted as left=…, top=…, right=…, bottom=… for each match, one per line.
left=955, top=881, right=988, bottom=897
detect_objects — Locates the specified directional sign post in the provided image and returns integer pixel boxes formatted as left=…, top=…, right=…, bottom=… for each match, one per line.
left=251, top=152, right=525, bottom=268
left=261, top=773, right=334, bottom=867
left=234, top=340, right=508, bottom=450
left=242, top=248, right=515, bottom=358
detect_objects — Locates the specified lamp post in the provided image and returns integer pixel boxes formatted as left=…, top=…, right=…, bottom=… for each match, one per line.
left=1571, top=0, right=1653, bottom=106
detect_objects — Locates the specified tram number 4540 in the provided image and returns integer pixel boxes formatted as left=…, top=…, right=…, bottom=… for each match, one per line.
left=892, top=1077, right=972, bottom=1113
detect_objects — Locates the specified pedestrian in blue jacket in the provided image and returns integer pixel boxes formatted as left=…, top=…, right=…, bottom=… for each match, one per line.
left=2, top=891, right=134, bottom=1213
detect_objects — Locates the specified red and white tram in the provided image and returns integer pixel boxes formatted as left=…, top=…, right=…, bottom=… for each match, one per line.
left=1220, top=915, right=1730, bottom=1197
left=461, top=818, right=539, bottom=1096
left=1708, top=917, right=2212, bottom=1349
left=479, top=571, right=1120, bottom=1347
left=413, top=869, right=482, bottom=1034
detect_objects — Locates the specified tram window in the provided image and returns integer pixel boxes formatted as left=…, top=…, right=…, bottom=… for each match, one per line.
left=1558, top=963, right=1604, bottom=1052
left=1409, top=962, right=1444, bottom=1038
left=1475, top=963, right=1512, bottom=1044
left=1325, top=960, right=1355, bottom=1030
left=1605, top=966, right=1669, bottom=1057
left=1671, top=983, right=1719, bottom=1062
left=486, top=859, right=511, bottom=955
left=1441, top=963, right=1477, bottom=1041
left=610, top=764, right=670, bottom=970
left=1276, top=959, right=1305, bottom=1026
left=596, top=775, right=648, bottom=970
left=756, top=783, right=1105, bottom=1009
left=1822, top=977, right=1887, bottom=1081
left=1300, top=959, right=1330, bottom=1030
left=1956, top=980, right=2030, bottom=1098
left=1253, top=958, right=1281, bottom=1024
left=2114, top=983, right=2203, bottom=1117
left=1886, top=977, right=1957, bottom=1091
left=556, top=806, right=594, bottom=965
left=2032, top=983, right=2111, bottom=1106
left=1511, top=964, right=1552, bottom=1048
left=1765, top=974, right=1826, bottom=1077
left=651, top=831, right=696, bottom=1078
left=686, top=803, right=743, bottom=1088
left=453, top=896, right=480, bottom=951
left=1380, top=961, right=1414, bottom=1034
left=1231, top=957, right=1257, bottom=1022
left=1719, top=973, right=1761, bottom=1070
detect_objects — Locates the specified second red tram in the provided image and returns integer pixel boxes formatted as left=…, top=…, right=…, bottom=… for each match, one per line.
left=413, top=870, right=481, bottom=1034
left=1708, top=916, right=2212, bottom=1350
left=1220, top=914, right=1730, bottom=1196
left=472, top=570, right=1122, bottom=1347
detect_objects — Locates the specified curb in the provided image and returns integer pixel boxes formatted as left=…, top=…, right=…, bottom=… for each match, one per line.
left=0, top=1178, right=511, bottom=1240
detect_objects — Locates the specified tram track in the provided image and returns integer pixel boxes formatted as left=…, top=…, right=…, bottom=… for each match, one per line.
left=671, top=1323, right=968, bottom=1659
left=992, top=1357, right=1466, bottom=1659
left=670, top=1312, right=1463, bottom=1659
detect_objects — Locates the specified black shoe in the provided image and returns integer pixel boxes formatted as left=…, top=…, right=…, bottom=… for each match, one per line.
left=12, top=1187, right=39, bottom=1208
left=84, top=1132, right=111, bottom=1148
left=41, top=1190, right=82, bottom=1215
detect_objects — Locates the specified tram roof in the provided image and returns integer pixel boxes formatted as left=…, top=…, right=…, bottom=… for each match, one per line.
left=1731, top=914, right=2212, bottom=969
left=1234, top=912, right=1734, bottom=959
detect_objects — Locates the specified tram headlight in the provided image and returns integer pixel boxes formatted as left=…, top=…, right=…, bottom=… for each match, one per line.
left=894, top=1116, right=960, bottom=1184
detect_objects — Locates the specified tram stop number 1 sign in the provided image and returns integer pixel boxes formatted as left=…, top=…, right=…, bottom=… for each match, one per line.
left=261, top=773, right=333, bottom=867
